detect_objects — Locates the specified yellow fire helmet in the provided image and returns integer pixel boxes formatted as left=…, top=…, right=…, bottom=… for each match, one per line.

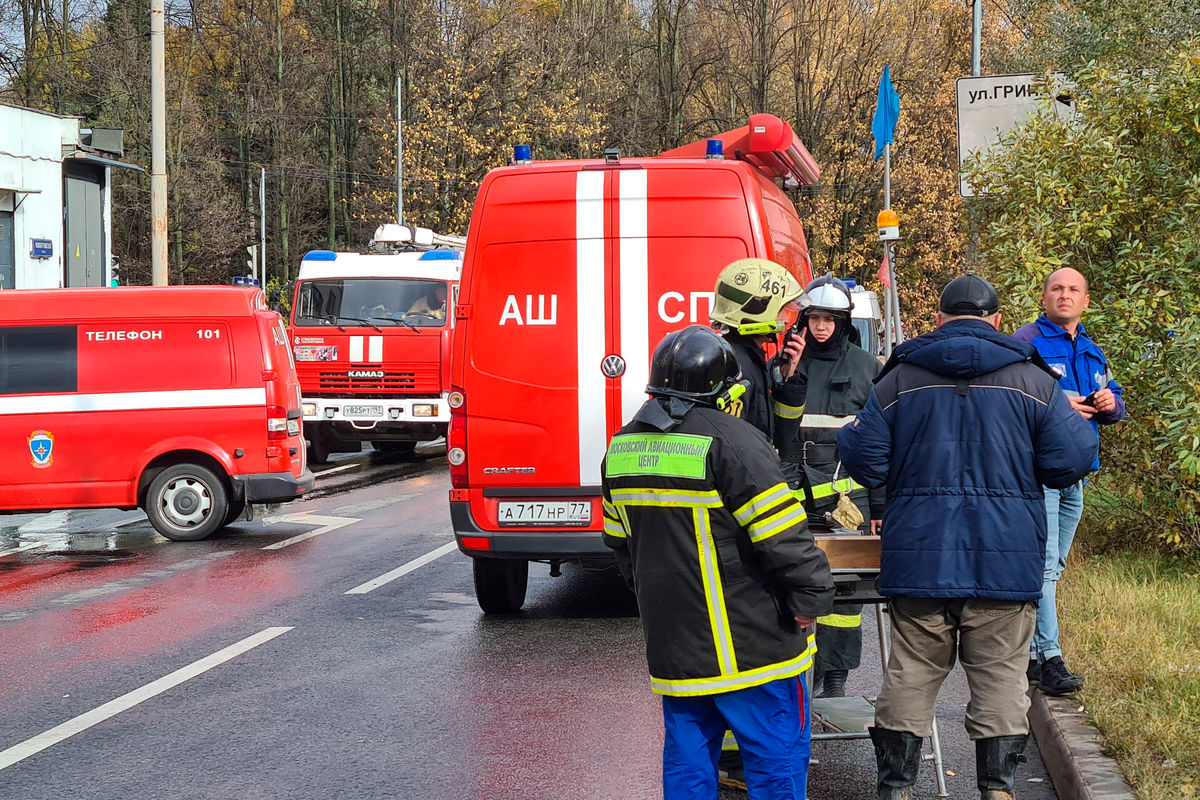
left=710, top=258, right=806, bottom=336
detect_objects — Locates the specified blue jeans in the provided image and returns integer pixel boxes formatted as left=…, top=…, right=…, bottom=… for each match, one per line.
left=1032, top=481, right=1084, bottom=661
left=662, top=676, right=810, bottom=800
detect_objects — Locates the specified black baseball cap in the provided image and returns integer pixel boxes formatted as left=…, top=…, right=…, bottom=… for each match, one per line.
left=939, top=274, right=999, bottom=316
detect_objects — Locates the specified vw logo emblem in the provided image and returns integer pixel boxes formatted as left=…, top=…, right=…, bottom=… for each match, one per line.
left=601, top=354, right=626, bottom=378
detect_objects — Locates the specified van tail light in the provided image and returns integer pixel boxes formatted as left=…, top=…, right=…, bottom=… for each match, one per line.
left=267, top=405, right=295, bottom=441
left=447, top=386, right=468, bottom=488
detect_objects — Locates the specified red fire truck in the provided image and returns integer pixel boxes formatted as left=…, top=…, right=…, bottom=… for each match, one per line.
left=290, top=224, right=465, bottom=464
left=448, top=114, right=821, bottom=612
left=0, top=286, right=312, bottom=541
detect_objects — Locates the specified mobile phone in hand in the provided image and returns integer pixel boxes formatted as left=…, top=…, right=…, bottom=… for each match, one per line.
left=1082, top=392, right=1098, bottom=407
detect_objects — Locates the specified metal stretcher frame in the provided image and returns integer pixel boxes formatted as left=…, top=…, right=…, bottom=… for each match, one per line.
left=810, top=534, right=950, bottom=797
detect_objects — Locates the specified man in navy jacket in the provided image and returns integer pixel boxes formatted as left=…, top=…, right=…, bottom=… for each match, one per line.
left=838, top=275, right=1096, bottom=800
left=1012, top=267, right=1125, bottom=696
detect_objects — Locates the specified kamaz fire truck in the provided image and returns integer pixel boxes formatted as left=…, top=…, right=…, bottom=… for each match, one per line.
left=290, top=224, right=464, bottom=464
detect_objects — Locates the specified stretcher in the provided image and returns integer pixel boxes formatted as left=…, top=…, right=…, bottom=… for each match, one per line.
left=810, top=533, right=950, bottom=797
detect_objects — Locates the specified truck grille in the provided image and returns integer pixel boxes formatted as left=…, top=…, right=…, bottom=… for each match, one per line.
left=312, top=365, right=439, bottom=393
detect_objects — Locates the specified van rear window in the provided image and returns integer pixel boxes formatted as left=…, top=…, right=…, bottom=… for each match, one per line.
left=0, top=326, right=78, bottom=395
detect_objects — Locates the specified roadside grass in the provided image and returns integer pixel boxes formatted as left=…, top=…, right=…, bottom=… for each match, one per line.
left=1059, top=550, right=1200, bottom=798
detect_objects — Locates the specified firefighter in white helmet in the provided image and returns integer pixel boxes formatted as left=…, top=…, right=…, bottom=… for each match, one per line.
left=780, top=272, right=885, bottom=700
left=709, top=258, right=808, bottom=445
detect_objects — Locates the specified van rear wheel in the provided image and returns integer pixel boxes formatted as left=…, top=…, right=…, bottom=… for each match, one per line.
left=473, top=558, right=529, bottom=614
left=145, top=464, right=229, bottom=542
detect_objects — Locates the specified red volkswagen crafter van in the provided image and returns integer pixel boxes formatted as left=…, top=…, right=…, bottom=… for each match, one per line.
left=0, top=286, right=313, bottom=541
left=448, top=114, right=820, bottom=612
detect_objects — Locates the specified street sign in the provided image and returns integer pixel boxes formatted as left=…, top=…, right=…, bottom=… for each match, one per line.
left=956, top=73, right=1075, bottom=197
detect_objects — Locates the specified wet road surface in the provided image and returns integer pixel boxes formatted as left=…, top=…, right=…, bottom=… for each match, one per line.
left=0, top=445, right=1056, bottom=799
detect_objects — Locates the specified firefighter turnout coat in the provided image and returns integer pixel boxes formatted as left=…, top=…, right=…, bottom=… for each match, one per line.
left=724, top=332, right=807, bottom=445
left=601, top=400, right=834, bottom=697
left=780, top=335, right=884, bottom=523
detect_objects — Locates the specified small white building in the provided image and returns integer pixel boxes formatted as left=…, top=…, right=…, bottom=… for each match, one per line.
left=0, top=102, right=142, bottom=289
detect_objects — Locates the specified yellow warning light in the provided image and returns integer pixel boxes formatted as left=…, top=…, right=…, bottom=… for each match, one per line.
left=877, top=209, right=900, bottom=241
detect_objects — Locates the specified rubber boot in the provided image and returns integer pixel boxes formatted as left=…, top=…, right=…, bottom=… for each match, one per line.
left=868, top=726, right=922, bottom=800
left=976, top=734, right=1028, bottom=799
left=821, top=669, right=848, bottom=698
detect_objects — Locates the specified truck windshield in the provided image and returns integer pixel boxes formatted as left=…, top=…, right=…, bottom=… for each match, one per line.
left=293, top=279, right=449, bottom=328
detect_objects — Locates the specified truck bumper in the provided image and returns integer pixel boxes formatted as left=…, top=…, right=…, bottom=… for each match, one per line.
left=234, top=469, right=315, bottom=503
left=450, top=500, right=613, bottom=561
left=301, top=396, right=450, bottom=427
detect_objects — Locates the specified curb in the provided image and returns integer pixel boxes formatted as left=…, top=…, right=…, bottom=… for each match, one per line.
left=1027, top=689, right=1135, bottom=800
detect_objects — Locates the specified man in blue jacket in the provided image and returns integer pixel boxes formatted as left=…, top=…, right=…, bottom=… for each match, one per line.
left=838, top=275, right=1096, bottom=800
left=1012, top=267, right=1125, bottom=696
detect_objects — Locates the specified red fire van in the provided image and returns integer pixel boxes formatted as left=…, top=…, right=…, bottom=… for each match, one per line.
left=448, top=114, right=820, bottom=612
left=0, top=286, right=313, bottom=541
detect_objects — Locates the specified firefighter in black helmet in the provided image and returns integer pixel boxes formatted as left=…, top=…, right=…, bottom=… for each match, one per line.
left=601, top=325, right=834, bottom=800
left=780, top=273, right=884, bottom=699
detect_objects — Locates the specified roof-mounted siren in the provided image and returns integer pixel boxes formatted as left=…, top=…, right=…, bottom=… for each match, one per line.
left=370, top=223, right=467, bottom=253
left=657, top=113, right=820, bottom=187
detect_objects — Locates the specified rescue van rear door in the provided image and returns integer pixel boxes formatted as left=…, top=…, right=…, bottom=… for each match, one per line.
left=459, top=162, right=757, bottom=491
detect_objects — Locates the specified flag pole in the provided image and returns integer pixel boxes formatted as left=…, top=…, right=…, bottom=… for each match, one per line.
left=873, top=65, right=902, bottom=357
left=884, top=143, right=900, bottom=354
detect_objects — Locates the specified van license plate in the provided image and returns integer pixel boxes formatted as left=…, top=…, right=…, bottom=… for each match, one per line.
left=497, top=501, right=591, bottom=527
left=344, top=405, right=383, bottom=417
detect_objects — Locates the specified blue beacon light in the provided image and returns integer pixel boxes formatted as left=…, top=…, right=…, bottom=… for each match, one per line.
left=705, top=139, right=724, bottom=160
left=513, top=144, right=532, bottom=165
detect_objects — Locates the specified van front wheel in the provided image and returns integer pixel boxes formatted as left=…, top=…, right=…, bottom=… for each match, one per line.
left=473, top=558, right=529, bottom=614
left=145, top=464, right=230, bottom=542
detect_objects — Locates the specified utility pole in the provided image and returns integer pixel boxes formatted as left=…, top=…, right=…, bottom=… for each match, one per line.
left=259, top=167, right=267, bottom=282
left=396, top=74, right=404, bottom=225
left=150, top=0, right=168, bottom=285
left=972, top=0, right=982, bottom=76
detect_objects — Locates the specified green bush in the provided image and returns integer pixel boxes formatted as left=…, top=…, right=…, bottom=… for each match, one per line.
left=967, top=46, right=1200, bottom=556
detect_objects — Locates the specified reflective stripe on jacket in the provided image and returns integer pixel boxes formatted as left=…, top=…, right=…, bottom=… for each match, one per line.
left=602, top=404, right=834, bottom=697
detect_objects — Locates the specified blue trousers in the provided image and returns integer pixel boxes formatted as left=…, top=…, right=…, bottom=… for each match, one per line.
left=662, top=676, right=810, bottom=800
left=1032, top=480, right=1084, bottom=661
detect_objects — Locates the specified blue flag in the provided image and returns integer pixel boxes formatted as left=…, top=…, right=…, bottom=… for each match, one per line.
left=872, top=65, right=900, bottom=161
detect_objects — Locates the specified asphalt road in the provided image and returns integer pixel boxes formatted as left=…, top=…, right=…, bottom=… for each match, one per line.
left=0, top=446, right=1057, bottom=799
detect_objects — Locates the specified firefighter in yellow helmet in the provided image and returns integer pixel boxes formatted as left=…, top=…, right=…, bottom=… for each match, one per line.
left=709, top=258, right=808, bottom=445
left=710, top=257, right=811, bottom=791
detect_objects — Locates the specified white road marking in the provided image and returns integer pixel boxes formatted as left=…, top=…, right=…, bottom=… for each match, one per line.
left=344, top=541, right=458, bottom=594
left=16, top=510, right=70, bottom=534
left=315, top=463, right=361, bottom=478
left=0, top=626, right=293, bottom=772
left=261, top=513, right=359, bottom=550
left=0, top=542, right=46, bottom=558
left=331, top=495, right=413, bottom=516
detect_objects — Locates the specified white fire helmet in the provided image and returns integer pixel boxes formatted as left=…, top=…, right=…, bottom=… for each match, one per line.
left=803, top=273, right=852, bottom=317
